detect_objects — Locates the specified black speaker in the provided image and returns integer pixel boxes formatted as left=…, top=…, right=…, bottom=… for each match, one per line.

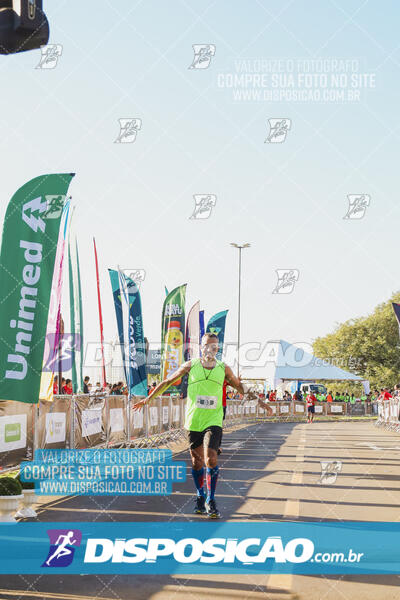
left=0, top=0, right=49, bottom=54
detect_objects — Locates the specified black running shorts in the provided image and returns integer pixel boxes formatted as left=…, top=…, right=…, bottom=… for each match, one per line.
left=307, top=405, right=315, bottom=413
left=188, top=426, right=222, bottom=452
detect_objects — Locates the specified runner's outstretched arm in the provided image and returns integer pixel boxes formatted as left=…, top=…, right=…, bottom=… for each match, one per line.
left=224, top=365, right=245, bottom=395
left=225, top=366, right=260, bottom=403
left=133, top=361, right=192, bottom=410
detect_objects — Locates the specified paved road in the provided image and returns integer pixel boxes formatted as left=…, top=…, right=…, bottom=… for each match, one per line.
left=0, top=420, right=399, bottom=599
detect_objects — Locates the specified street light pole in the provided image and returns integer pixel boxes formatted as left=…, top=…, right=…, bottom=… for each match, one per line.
left=237, top=246, right=242, bottom=379
left=230, top=242, right=250, bottom=378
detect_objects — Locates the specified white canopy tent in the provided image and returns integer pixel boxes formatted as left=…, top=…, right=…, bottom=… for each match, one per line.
left=237, top=340, right=366, bottom=391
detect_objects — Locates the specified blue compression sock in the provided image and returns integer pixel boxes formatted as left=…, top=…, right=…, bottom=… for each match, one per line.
left=206, top=465, right=219, bottom=502
left=191, top=467, right=205, bottom=497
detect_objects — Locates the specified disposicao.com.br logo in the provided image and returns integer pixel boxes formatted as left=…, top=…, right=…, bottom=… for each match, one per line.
left=42, top=529, right=82, bottom=567
left=82, top=536, right=363, bottom=566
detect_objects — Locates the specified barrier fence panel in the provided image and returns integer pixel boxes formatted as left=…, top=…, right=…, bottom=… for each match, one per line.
left=73, top=395, right=107, bottom=449
left=346, top=403, right=366, bottom=416
left=160, top=396, right=171, bottom=434
left=168, top=396, right=184, bottom=442
left=129, top=396, right=146, bottom=442
left=383, top=401, right=390, bottom=424
left=327, top=402, right=345, bottom=416
left=37, top=396, right=72, bottom=450
left=266, top=403, right=277, bottom=417
left=106, top=395, right=128, bottom=448
left=225, top=401, right=234, bottom=425
left=0, top=400, right=34, bottom=471
left=147, top=398, right=161, bottom=438
left=390, top=399, right=399, bottom=423
left=171, top=396, right=181, bottom=429
left=314, top=403, right=326, bottom=416
left=293, top=401, right=306, bottom=416
left=278, top=402, right=291, bottom=417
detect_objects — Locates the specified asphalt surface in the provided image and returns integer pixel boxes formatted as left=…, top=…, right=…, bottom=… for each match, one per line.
left=0, top=420, right=399, bottom=600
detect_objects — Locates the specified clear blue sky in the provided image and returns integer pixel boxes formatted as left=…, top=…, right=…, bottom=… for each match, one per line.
left=0, top=0, right=399, bottom=376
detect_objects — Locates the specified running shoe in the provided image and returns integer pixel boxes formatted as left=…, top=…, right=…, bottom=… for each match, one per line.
left=205, top=499, right=220, bottom=518
left=194, top=495, right=206, bottom=514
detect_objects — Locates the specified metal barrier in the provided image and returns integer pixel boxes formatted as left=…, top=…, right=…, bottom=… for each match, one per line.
left=0, top=396, right=380, bottom=472
left=0, top=401, right=34, bottom=471
left=376, top=399, right=400, bottom=431
left=36, top=396, right=72, bottom=450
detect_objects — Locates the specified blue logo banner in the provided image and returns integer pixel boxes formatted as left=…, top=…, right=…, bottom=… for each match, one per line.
left=1, top=522, right=399, bottom=574
left=108, top=269, right=147, bottom=396
left=206, top=310, right=228, bottom=359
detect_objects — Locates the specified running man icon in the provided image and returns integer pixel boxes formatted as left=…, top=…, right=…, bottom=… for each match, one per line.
left=42, top=529, right=82, bottom=568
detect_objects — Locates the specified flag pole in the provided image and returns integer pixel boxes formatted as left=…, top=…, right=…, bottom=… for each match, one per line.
left=93, top=237, right=107, bottom=388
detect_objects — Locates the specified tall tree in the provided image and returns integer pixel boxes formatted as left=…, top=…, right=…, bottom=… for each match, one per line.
left=313, top=292, right=400, bottom=392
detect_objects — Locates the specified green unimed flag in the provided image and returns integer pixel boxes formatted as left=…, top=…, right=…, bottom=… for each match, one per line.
left=0, top=173, right=75, bottom=403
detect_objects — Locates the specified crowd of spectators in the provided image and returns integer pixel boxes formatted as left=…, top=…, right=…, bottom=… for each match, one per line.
left=264, top=388, right=392, bottom=403
left=52, top=376, right=400, bottom=403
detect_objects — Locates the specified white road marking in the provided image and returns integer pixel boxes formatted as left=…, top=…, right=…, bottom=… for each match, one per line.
left=267, top=426, right=306, bottom=594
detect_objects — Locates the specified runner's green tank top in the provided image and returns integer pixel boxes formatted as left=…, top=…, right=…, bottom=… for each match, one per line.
left=184, top=358, right=225, bottom=431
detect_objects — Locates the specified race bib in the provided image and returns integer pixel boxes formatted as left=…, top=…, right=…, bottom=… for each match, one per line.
left=196, top=395, right=217, bottom=409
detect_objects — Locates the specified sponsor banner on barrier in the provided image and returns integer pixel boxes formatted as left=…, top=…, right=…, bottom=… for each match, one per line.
left=133, top=409, right=144, bottom=430
left=150, top=406, right=158, bottom=427
left=330, top=405, right=344, bottom=414
left=45, top=412, right=66, bottom=444
left=1, top=522, right=400, bottom=574
left=0, top=401, right=34, bottom=468
left=109, top=408, right=124, bottom=433
left=81, top=409, right=102, bottom=437
left=37, top=397, right=71, bottom=450
left=162, top=406, right=169, bottom=425
left=172, top=404, right=180, bottom=423
left=0, top=413, right=27, bottom=451
left=315, top=404, right=324, bottom=414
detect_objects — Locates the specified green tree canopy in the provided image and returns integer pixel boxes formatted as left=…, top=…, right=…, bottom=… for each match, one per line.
left=313, top=292, right=400, bottom=393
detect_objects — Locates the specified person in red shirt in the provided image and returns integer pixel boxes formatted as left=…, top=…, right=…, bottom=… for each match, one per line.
left=269, top=390, right=276, bottom=402
left=382, top=388, right=392, bottom=401
left=326, top=391, right=333, bottom=402
left=306, top=393, right=317, bottom=423
left=62, top=378, right=73, bottom=395
left=53, top=375, right=58, bottom=395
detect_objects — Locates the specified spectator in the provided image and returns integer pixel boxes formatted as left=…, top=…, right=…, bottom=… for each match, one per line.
left=382, top=387, right=392, bottom=401
left=53, top=375, right=58, bottom=395
left=326, top=391, right=333, bottom=402
left=62, top=378, right=73, bottom=394
left=83, top=376, right=90, bottom=394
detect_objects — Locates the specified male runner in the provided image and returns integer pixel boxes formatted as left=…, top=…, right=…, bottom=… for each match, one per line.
left=306, top=391, right=316, bottom=423
left=134, top=332, right=249, bottom=518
